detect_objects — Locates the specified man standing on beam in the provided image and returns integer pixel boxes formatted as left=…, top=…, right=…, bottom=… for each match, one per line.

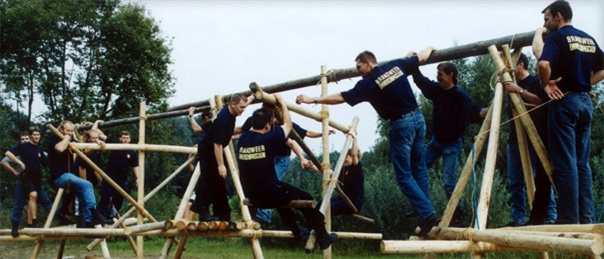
left=296, top=47, right=440, bottom=237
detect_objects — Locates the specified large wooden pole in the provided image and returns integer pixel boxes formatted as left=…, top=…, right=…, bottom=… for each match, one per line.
left=31, top=188, right=64, bottom=259
left=137, top=102, right=146, bottom=258
left=168, top=32, right=534, bottom=112
left=488, top=45, right=555, bottom=192
left=73, top=143, right=196, bottom=154
left=512, top=109, right=536, bottom=207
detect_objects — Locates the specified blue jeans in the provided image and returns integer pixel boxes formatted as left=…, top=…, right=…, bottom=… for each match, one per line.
left=54, top=173, right=97, bottom=222
left=507, top=144, right=557, bottom=224
left=388, top=110, right=435, bottom=221
left=11, top=181, right=53, bottom=223
left=548, top=92, right=594, bottom=224
left=256, top=156, right=291, bottom=223
left=425, top=137, right=462, bottom=208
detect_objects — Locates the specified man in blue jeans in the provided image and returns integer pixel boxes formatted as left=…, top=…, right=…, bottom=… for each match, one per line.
left=538, top=0, right=604, bottom=224
left=48, top=120, right=103, bottom=229
left=1, top=131, right=53, bottom=237
left=411, top=59, right=487, bottom=227
left=503, top=53, right=556, bottom=226
left=297, top=47, right=439, bottom=237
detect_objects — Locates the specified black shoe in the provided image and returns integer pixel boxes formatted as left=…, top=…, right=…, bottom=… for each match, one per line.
left=500, top=221, right=520, bottom=228
left=191, top=205, right=219, bottom=222
left=449, top=208, right=465, bottom=228
left=90, top=208, right=105, bottom=226
left=76, top=215, right=85, bottom=228
left=406, top=210, right=418, bottom=218
left=83, top=222, right=103, bottom=238
left=11, top=221, right=19, bottom=237
left=29, top=219, right=41, bottom=228
left=56, top=213, right=74, bottom=226
left=418, top=213, right=441, bottom=238
left=317, top=233, right=337, bottom=250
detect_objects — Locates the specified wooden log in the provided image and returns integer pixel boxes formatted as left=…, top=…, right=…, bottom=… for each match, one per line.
left=218, top=221, right=230, bottom=231
left=57, top=239, right=66, bottom=259
left=72, top=143, right=196, bottom=154
left=164, top=220, right=177, bottom=230
left=187, top=221, right=198, bottom=231
left=168, top=31, right=534, bottom=112
left=496, top=229, right=602, bottom=240
left=434, top=227, right=603, bottom=255
left=124, top=221, right=165, bottom=235
left=382, top=240, right=542, bottom=254
left=197, top=222, right=209, bottom=231
left=21, top=228, right=126, bottom=236
left=87, top=156, right=194, bottom=251
left=242, top=198, right=317, bottom=209
left=32, top=187, right=64, bottom=259
left=176, top=220, right=190, bottom=231
left=503, top=223, right=604, bottom=233
left=137, top=102, right=146, bottom=259
left=250, top=82, right=350, bottom=133
left=488, top=45, right=555, bottom=192
left=47, top=124, right=156, bottom=223
left=350, top=214, right=375, bottom=225
left=513, top=108, right=536, bottom=208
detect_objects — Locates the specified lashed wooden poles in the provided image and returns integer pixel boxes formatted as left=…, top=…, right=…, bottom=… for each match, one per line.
left=46, top=124, right=157, bottom=223
left=488, top=45, right=555, bottom=192
left=87, top=156, right=194, bottom=250
left=73, top=143, right=196, bottom=154
left=169, top=32, right=535, bottom=113
left=250, top=82, right=349, bottom=132
left=513, top=109, right=536, bottom=208
left=137, top=101, right=146, bottom=258
left=320, top=65, right=333, bottom=259
left=31, top=188, right=64, bottom=259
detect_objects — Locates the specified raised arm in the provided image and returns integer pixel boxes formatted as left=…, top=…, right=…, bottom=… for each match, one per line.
left=188, top=106, right=203, bottom=133
left=532, top=27, right=547, bottom=59
left=295, top=93, right=345, bottom=105
left=275, top=94, right=292, bottom=136
left=349, top=131, right=360, bottom=166
left=3, top=152, right=24, bottom=176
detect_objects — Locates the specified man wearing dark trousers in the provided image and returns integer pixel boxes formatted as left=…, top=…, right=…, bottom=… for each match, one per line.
left=239, top=94, right=336, bottom=250
left=189, top=93, right=252, bottom=221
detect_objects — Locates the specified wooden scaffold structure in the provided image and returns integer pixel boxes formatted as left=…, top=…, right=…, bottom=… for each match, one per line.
left=1, top=30, right=601, bottom=259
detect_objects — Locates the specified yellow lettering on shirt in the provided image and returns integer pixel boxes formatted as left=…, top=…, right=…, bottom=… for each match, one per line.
left=566, top=36, right=597, bottom=53
left=375, top=67, right=403, bottom=89
left=239, top=145, right=266, bottom=160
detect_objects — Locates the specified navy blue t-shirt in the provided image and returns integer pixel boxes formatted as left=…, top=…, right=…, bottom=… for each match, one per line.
left=238, top=126, right=285, bottom=201
left=341, top=56, right=419, bottom=121
left=192, top=120, right=213, bottom=144
left=412, top=70, right=483, bottom=144
left=9, top=142, right=46, bottom=181
left=241, top=118, right=307, bottom=157
left=540, top=25, right=604, bottom=92
left=104, top=137, right=138, bottom=181
left=47, top=134, right=77, bottom=181
left=340, top=161, right=364, bottom=204
left=507, top=75, right=549, bottom=144
left=199, top=106, right=236, bottom=157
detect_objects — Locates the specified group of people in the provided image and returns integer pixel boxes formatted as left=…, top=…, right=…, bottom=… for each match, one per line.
left=2, top=0, right=600, bottom=249
left=2, top=121, right=140, bottom=237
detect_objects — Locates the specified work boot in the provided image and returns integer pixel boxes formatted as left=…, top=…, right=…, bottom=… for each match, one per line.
left=30, top=219, right=41, bottom=228
left=449, top=208, right=464, bottom=228
left=317, top=233, right=338, bottom=250
left=418, top=213, right=441, bottom=238
left=56, top=212, right=74, bottom=226
left=11, top=221, right=19, bottom=237
left=76, top=215, right=85, bottom=228
left=90, top=208, right=104, bottom=226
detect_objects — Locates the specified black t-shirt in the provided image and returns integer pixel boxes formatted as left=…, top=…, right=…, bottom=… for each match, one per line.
left=199, top=106, right=235, bottom=157
left=104, top=137, right=139, bottom=181
left=76, top=149, right=102, bottom=185
left=9, top=142, right=46, bottom=181
left=241, top=118, right=307, bottom=157
left=47, top=134, right=77, bottom=181
left=238, top=126, right=286, bottom=201
left=340, top=161, right=364, bottom=203
left=507, top=75, right=549, bottom=144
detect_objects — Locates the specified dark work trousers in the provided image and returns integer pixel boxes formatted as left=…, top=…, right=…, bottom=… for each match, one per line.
left=249, top=182, right=327, bottom=237
left=99, top=177, right=128, bottom=218
left=192, top=152, right=231, bottom=220
left=529, top=120, right=553, bottom=224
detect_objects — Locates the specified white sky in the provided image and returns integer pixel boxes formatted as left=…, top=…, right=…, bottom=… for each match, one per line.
left=126, top=1, right=604, bottom=153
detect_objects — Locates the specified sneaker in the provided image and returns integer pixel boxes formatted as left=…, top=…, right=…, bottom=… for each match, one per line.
left=317, top=233, right=337, bottom=250
left=418, top=213, right=441, bottom=238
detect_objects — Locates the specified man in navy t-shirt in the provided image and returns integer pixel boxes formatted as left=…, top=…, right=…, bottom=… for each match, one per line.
left=189, top=93, right=251, bottom=221
left=239, top=94, right=336, bottom=250
left=537, top=0, right=604, bottom=224
left=98, top=130, right=139, bottom=221
left=48, top=120, right=102, bottom=229
left=296, top=48, right=439, bottom=237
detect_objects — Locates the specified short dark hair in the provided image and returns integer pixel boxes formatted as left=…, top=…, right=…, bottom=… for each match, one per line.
left=28, top=126, right=40, bottom=135
left=229, top=93, right=247, bottom=104
left=87, top=129, right=100, bottom=138
left=355, top=51, right=377, bottom=64
left=251, top=108, right=272, bottom=130
left=19, top=131, right=29, bottom=137
left=437, top=62, right=459, bottom=84
left=517, top=53, right=530, bottom=70
left=121, top=131, right=130, bottom=137
left=201, top=111, right=213, bottom=120
left=543, top=0, right=572, bottom=21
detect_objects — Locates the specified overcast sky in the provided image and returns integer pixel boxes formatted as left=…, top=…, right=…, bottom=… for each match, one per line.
left=131, top=0, right=603, bottom=153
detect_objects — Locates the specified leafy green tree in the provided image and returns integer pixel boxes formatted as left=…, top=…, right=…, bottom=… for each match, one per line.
left=0, top=0, right=174, bottom=123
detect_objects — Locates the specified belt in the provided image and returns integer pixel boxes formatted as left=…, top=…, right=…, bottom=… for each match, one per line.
left=392, top=108, right=420, bottom=122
